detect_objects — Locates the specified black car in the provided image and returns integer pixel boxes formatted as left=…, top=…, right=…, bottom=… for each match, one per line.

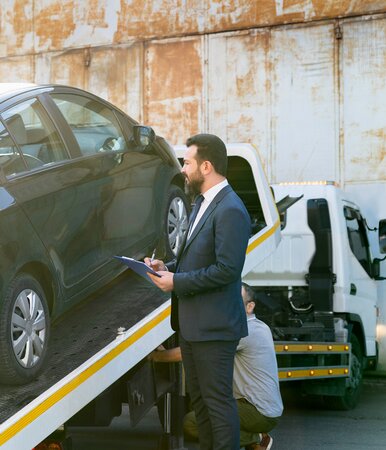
left=0, top=83, right=189, bottom=384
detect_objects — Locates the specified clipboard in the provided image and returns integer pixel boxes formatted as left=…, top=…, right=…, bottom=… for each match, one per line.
left=114, top=255, right=161, bottom=281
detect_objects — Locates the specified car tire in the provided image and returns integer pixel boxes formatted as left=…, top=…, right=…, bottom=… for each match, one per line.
left=327, top=334, right=363, bottom=410
left=160, top=185, right=189, bottom=260
left=0, top=273, right=50, bottom=385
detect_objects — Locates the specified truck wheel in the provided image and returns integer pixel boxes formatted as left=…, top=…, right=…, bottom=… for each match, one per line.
left=160, top=185, right=189, bottom=260
left=0, top=273, right=50, bottom=384
left=328, top=334, right=363, bottom=410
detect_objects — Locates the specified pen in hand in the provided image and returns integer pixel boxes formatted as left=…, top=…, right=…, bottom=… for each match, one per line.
left=150, top=249, right=156, bottom=265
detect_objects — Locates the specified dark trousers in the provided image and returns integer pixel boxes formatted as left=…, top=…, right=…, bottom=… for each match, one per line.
left=180, top=336, right=239, bottom=450
left=184, top=399, right=279, bottom=446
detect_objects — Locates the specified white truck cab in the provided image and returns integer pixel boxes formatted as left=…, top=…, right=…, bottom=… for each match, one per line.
left=248, top=182, right=382, bottom=355
left=246, top=181, right=385, bottom=408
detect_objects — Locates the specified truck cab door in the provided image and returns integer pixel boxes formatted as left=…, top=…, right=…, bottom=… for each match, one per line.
left=343, top=205, right=378, bottom=356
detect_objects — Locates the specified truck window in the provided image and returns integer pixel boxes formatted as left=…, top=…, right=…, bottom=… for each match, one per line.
left=344, top=206, right=372, bottom=276
left=227, top=156, right=266, bottom=235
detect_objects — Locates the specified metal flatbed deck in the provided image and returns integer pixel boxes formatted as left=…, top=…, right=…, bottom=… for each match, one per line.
left=0, top=270, right=171, bottom=449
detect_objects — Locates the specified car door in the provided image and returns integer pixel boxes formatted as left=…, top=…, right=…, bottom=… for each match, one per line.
left=48, top=91, right=164, bottom=277
left=0, top=95, right=104, bottom=310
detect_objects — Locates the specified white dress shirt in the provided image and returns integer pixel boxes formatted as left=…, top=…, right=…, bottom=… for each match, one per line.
left=188, top=179, right=229, bottom=239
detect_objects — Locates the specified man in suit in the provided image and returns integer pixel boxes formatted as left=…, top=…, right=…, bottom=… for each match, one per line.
left=147, top=133, right=251, bottom=450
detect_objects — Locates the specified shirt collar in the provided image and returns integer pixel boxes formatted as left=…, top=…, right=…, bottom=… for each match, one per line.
left=202, top=179, right=228, bottom=204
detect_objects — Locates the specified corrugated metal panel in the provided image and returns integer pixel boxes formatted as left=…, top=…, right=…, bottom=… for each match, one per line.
left=143, top=37, right=204, bottom=143
left=2, top=1, right=386, bottom=56
left=271, top=23, right=337, bottom=183
left=34, top=0, right=120, bottom=53
left=0, top=55, right=34, bottom=82
left=35, top=50, right=85, bottom=87
left=35, top=44, right=143, bottom=121
left=86, top=45, right=143, bottom=121
left=342, top=17, right=386, bottom=183
left=207, top=30, right=271, bottom=172
left=0, top=0, right=34, bottom=57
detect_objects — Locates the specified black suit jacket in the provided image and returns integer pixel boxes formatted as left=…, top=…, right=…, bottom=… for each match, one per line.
left=167, top=184, right=250, bottom=341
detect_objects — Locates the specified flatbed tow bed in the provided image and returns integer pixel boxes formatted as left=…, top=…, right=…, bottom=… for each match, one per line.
left=0, top=271, right=173, bottom=450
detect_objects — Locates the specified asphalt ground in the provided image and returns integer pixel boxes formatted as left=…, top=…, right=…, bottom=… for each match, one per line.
left=70, top=376, right=386, bottom=450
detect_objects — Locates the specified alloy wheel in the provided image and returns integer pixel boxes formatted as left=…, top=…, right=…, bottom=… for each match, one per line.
left=11, top=288, right=47, bottom=368
left=168, top=196, right=188, bottom=255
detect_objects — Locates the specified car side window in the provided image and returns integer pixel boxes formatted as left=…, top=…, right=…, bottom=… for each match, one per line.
left=1, top=98, right=70, bottom=174
left=51, top=94, right=128, bottom=156
left=0, top=121, right=27, bottom=177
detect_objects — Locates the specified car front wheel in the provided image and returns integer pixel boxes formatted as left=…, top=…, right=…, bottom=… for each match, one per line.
left=0, top=273, right=50, bottom=385
left=162, top=185, right=189, bottom=260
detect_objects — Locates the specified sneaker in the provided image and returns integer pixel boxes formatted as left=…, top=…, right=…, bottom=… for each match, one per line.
left=245, top=433, right=273, bottom=450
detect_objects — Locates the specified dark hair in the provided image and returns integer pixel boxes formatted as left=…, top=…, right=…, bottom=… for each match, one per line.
left=241, top=282, right=256, bottom=304
left=186, top=133, right=227, bottom=176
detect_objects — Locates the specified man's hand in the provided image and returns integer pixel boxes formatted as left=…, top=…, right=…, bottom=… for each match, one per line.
left=148, top=346, right=182, bottom=363
left=144, top=257, right=167, bottom=272
left=148, top=271, right=174, bottom=292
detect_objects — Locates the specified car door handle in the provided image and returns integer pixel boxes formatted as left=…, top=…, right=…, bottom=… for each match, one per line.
left=350, top=283, right=357, bottom=295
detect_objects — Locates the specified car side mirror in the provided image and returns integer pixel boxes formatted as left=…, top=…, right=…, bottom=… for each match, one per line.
left=132, top=125, right=156, bottom=149
left=379, top=219, right=386, bottom=253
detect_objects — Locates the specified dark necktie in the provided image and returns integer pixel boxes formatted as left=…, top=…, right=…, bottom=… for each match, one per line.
left=188, top=194, right=204, bottom=235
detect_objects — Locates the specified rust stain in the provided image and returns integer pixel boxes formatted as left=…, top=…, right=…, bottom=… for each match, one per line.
left=86, top=0, right=109, bottom=28
left=144, top=38, right=203, bottom=142
left=312, top=0, right=386, bottom=18
left=0, top=56, right=34, bottom=82
left=145, top=99, right=201, bottom=145
left=114, top=0, right=199, bottom=42
left=1, top=1, right=386, bottom=55
left=86, top=47, right=128, bottom=109
left=113, top=0, right=386, bottom=41
left=35, top=1, right=76, bottom=50
left=11, top=0, right=33, bottom=51
left=50, top=50, right=85, bottom=88
left=145, top=39, right=202, bottom=102
left=347, top=127, right=386, bottom=181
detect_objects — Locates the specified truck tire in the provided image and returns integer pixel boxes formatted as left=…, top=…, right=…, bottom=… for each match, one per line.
left=160, top=185, right=189, bottom=260
left=0, top=273, right=50, bottom=384
left=328, top=334, right=363, bottom=410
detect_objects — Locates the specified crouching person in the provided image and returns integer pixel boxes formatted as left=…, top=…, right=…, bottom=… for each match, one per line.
left=182, top=282, right=283, bottom=450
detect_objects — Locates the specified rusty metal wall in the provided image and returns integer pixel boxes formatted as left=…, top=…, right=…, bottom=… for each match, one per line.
left=270, top=22, right=338, bottom=183
left=34, top=43, right=143, bottom=121
left=207, top=30, right=271, bottom=172
left=0, top=2, right=384, bottom=184
left=1, top=0, right=386, bottom=57
left=341, top=16, right=386, bottom=183
left=144, top=37, right=205, bottom=145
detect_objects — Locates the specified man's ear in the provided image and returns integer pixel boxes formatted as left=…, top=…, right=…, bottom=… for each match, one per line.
left=246, top=301, right=255, bottom=315
left=201, top=160, right=212, bottom=175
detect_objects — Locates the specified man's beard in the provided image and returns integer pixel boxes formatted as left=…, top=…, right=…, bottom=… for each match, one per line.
left=185, top=169, right=204, bottom=198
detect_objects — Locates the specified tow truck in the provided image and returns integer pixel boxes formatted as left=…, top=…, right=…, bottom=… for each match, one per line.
left=0, top=143, right=281, bottom=450
left=2, top=143, right=378, bottom=448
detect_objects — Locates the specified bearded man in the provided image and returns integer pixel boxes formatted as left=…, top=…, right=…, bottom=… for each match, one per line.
left=147, top=133, right=251, bottom=450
